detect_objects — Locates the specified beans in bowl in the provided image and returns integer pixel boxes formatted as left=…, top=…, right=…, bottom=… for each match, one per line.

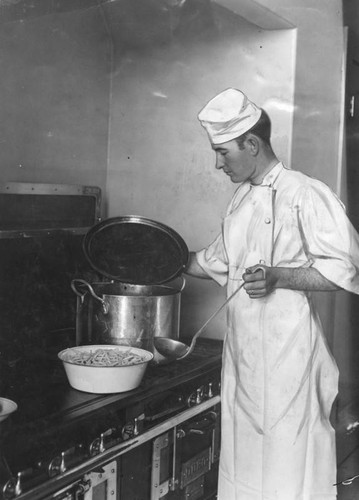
left=63, top=347, right=148, bottom=367
left=58, top=345, right=153, bottom=393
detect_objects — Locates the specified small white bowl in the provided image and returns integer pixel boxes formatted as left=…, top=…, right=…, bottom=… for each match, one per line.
left=0, top=398, right=17, bottom=422
left=58, top=345, right=153, bottom=394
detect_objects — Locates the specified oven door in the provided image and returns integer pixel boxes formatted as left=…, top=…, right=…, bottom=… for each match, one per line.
left=118, top=404, right=220, bottom=500
left=151, top=405, right=220, bottom=500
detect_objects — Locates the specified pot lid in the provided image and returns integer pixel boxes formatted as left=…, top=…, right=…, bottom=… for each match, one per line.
left=83, top=216, right=189, bottom=285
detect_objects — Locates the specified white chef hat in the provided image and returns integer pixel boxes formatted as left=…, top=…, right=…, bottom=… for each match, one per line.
left=198, top=88, right=262, bottom=144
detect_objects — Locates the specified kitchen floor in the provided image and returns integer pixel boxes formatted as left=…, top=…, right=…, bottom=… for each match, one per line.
left=335, top=382, right=359, bottom=499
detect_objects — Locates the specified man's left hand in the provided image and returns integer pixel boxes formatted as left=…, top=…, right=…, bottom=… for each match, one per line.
left=242, top=264, right=277, bottom=299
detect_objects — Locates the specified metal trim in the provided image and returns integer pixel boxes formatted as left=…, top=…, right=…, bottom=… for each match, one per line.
left=14, top=396, right=220, bottom=500
left=180, top=447, right=211, bottom=489
left=0, top=181, right=98, bottom=195
left=0, top=227, right=89, bottom=240
left=0, top=182, right=102, bottom=237
left=151, top=433, right=170, bottom=500
left=0, top=181, right=100, bottom=201
left=84, top=461, right=117, bottom=500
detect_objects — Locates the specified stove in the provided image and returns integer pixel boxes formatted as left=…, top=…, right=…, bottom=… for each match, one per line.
left=0, top=338, right=222, bottom=500
left=0, top=182, right=223, bottom=500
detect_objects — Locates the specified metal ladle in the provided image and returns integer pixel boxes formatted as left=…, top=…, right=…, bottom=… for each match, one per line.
left=154, top=282, right=246, bottom=361
left=154, top=266, right=265, bottom=361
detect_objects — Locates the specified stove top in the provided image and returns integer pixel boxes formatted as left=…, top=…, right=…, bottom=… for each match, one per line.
left=0, top=338, right=223, bottom=496
left=1, top=338, right=222, bottom=427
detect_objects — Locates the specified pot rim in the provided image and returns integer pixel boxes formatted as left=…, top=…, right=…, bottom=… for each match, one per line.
left=89, top=281, right=183, bottom=297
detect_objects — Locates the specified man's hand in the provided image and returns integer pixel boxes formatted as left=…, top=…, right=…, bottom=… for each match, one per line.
left=243, top=265, right=276, bottom=299
left=184, top=251, right=211, bottom=279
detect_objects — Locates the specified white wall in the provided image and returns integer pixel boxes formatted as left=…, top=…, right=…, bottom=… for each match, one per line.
left=106, top=5, right=296, bottom=336
left=0, top=7, right=110, bottom=196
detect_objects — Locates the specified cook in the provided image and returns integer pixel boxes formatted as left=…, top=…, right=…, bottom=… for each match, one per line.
left=184, top=88, right=359, bottom=499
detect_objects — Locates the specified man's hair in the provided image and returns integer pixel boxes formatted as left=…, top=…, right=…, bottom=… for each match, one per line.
left=235, top=109, right=271, bottom=149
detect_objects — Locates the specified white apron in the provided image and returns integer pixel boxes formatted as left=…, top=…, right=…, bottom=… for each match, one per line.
left=197, top=164, right=343, bottom=499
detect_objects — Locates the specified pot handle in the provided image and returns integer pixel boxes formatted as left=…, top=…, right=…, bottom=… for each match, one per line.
left=70, top=279, right=109, bottom=314
left=176, top=275, right=186, bottom=292
left=181, top=276, right=186, bottom=291
left=158, top=276, right=186, bottom=293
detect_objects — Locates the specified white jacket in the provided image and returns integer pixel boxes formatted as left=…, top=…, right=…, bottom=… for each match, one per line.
left=196, top=163, right=359, bottom=499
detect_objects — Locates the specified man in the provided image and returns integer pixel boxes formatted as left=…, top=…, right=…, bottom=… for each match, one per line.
left=185, top=88, right=359, bottom=499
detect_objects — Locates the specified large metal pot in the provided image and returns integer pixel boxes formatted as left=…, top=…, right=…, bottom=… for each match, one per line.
left=71, top=278, right=185, bottom=364
left=72, top=216, right=189, bottom=364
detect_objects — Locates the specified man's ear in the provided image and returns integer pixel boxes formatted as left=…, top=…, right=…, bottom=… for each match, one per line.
left=246, top=134, right=260, bottom=156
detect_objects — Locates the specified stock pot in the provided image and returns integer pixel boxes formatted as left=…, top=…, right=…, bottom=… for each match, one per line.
left=71, top=216, right=189, bottom=363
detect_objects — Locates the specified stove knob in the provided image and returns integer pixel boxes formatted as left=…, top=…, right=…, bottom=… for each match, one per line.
left=89, top=428, right=114, bottom=456
left=89, top=436, right=102, bottom=457
left=206, top=382, right=213, bottom=398
left=3, top=469, right=33, bottom=498
left=121, top=417, right=140, bottom=440
left=186, top=387, right=204, bottom=407
left=133, top=417, right=140, bottom=436
left=48, top=451, right=67, bottom=477
left=3, top=472, right=22, bottom=499
left=48, top=448, right=76, bottom=477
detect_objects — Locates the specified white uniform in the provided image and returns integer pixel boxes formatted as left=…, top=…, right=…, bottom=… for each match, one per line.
left=196, top=163, right=359, bottom=500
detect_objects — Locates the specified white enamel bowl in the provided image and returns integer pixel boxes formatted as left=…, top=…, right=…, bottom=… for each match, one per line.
left=58, top=345, right=153, bottom=394
left=0, top=397, right=17, bottom=422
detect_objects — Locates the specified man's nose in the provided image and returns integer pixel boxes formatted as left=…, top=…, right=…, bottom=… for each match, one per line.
left=215, top=154, right=224, bottom=169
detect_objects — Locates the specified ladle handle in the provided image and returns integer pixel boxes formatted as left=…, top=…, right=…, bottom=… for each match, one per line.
left=191, top=281, right=245, bottom=343
left=191, top=265, right=266, bottom=343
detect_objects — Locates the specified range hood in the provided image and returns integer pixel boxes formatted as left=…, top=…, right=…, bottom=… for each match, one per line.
left=0, top=0, right=292, bottom=32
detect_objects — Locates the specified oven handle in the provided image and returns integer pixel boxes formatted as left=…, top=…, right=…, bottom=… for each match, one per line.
left=180, top=409, right=218, bottom=437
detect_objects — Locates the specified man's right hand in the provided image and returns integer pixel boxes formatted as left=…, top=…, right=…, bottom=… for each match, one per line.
left=184, top=252, right=211, bottom=278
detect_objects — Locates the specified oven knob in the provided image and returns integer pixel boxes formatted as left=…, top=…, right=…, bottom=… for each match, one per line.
left=48, top=448, right=77, bottom=477
left=89, top=428, right=117, bottom=456
left=2, top=468, right=34, bottom=499
left=121, top=417, right=141, bottom=440
left=48, top=451, right=67, bottom=477
left=89, top=434, right=106, bottom=457
left=186, top=387, right=204, bottom=407
left=89, top=437, right=101, bottom=457
left=3, top=472, right=22, bottom=499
